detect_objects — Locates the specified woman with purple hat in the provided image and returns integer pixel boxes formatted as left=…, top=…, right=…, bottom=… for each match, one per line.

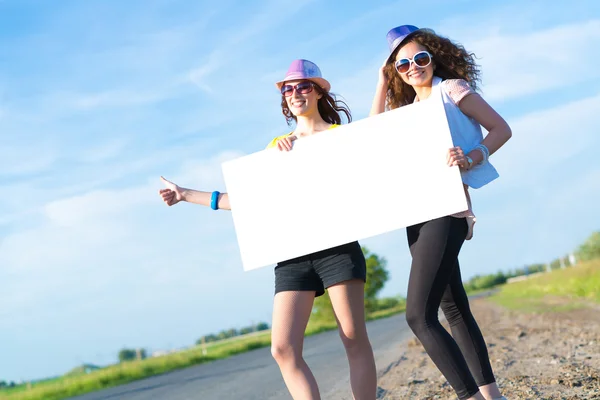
left=158, top=59, right=377, bottom=399
left=370, top=25, right=512, bottom=400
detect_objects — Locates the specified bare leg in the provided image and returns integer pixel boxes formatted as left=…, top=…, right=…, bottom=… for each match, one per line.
left=271, top=291, right=320, bottom=400
left=465, top=393, right=486, bottom=400
left=478, top=383, right=503, bottom=400
left=328, top=279, right=377, bottom=400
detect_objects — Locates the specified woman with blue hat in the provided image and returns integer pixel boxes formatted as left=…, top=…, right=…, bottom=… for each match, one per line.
left=159, top=59, right=377, bottom=399
left=370, top=25, right=512, bottom=400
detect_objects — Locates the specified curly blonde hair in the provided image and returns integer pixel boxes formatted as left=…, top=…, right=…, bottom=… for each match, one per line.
left=384, top=28, right=481, bottom=109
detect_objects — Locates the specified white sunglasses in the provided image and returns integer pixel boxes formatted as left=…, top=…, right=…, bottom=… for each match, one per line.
left=394, top=51, right=432, bottom=74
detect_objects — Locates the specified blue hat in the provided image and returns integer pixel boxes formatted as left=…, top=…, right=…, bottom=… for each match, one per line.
left=385, top=25, right=421, bottom=63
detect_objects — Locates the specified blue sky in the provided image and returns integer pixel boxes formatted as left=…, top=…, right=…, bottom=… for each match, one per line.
left=1, top=0, right=599, bottom=383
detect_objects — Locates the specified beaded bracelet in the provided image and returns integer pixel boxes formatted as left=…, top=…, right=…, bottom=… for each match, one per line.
left=474, top=144, right=489, bottom=164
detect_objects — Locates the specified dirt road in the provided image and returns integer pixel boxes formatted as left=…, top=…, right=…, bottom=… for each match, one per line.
left=377, top=298, right=600, bottom=399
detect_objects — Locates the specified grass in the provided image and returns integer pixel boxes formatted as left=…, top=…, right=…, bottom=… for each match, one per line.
left=0, top=303, right=406, bottom=400
left=490, top=259, right=600, bottom=312
left=465, top=287, right=499, bottom=297
left=0, top=335, right=271, bottom=400
left=367, top=304, right=406, bottom=320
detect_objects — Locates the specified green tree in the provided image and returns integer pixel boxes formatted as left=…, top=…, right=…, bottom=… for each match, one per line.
left=527, top=263, right=546, bottom=274
left=550, top=258, right=562, bottom=270
left=205, top=334, right=218, bottom=342
left=240, top=327, right=253, bottom=335
left=256, top=322, right=269, bottom=331
left=118, top=349, right=136, bottom=362
left=363, top=246, right=390, bottom=310
left=311, top=291, right=335, bottom=321
left=196, top=334, right=219, bottom=345
left=118, top=348, right=145, bottom=362
left=226, top=328, right=238, bottom=338
left=312, top=246, right=391, bottom=319
left=576, top=231, right=600, bottom=262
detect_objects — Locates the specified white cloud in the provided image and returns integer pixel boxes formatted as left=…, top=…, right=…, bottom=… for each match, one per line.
left=0, top=149, right=243, bottom=284
left=44, top=187, right=151, bottom=227
left=173, top=150, right=244, bottom=186
left=0, top=154, right=275, bottom=373
left=0, top=139, right=244, bottom=237
left=188, top=61, right=220, bottom=93
left=318, top=16, right=600, bottom=118
left=460, top=163, right=600, bottom=275
left=0, top=5, right=219, bottom=119
left=334, top=57, right=386, bottom=118
left=74, top=137, right=128, bottom=163
left=441, top=19, right=600, bottom=101
left=453, top=91, right=600, bottom=276
left=0, top=142, right=59, bottom=176
left=3, top=0, right=600, bottom=383
left=69, top=88, right=177, bottom=110
left=481, top=91, right=600, bottom=191
left=296, top=1, right=405, bottom=52
left=186, top=0, right=318, bottom=92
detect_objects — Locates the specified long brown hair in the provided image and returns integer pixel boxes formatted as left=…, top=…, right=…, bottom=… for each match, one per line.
left=280, top=82, right=352, bottom=126
left=384, top=28, right=481, bottom=109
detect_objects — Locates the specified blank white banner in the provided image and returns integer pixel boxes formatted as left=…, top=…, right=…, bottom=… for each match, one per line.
left=222, top=92, right=467, bottom=271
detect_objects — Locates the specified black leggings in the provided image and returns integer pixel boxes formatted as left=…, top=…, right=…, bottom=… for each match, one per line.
left=405, top=216, right=495, bottom=400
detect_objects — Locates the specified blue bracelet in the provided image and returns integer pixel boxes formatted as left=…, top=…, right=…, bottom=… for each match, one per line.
left=474, top=144, right=489, bottom=164
left=210, top=191, right=220, bottom=210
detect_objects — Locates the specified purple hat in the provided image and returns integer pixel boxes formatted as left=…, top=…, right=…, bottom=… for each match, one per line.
left=385, top=25, right=421, bottom=63
left=275, top=59, right=331, bottom=92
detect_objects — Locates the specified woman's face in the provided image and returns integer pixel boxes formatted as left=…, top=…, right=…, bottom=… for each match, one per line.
left=281, top=79, right=322, bottom=118
left=394, top=41, right=434, bottom=88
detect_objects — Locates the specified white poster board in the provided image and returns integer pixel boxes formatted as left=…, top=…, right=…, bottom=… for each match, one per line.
left=222, top=92, right=467, bottom=271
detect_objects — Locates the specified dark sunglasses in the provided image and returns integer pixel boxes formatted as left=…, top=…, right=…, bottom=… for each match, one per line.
left=394, top=51, right=432, bottom=74
left=280, top=81, right=315, bottom=97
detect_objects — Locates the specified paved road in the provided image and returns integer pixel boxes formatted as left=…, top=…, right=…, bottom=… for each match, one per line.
left=69, top=313, right=414, bottom=400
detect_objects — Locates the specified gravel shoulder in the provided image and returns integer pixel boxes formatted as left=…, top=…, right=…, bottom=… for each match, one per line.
left=376, top=298, right=600, bottom=400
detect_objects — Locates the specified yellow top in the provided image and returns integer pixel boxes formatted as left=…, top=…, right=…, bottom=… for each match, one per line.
left=265, top=124, right=339, bottom=149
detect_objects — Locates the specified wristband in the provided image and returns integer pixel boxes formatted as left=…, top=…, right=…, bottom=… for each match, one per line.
left=210, top=191, right=220, bottom=210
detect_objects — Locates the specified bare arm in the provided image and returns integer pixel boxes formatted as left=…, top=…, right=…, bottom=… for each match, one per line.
left=370, top=81, right=388, bottom=116
left=159, top=135, right=298, bottom=210
left=369, top=62, right=389, bottom=116
left=180, top=188, right=231, bottom=210
left=159, top=176, right=231, bottom=210
left=458, top=93, right=512, bottom=164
